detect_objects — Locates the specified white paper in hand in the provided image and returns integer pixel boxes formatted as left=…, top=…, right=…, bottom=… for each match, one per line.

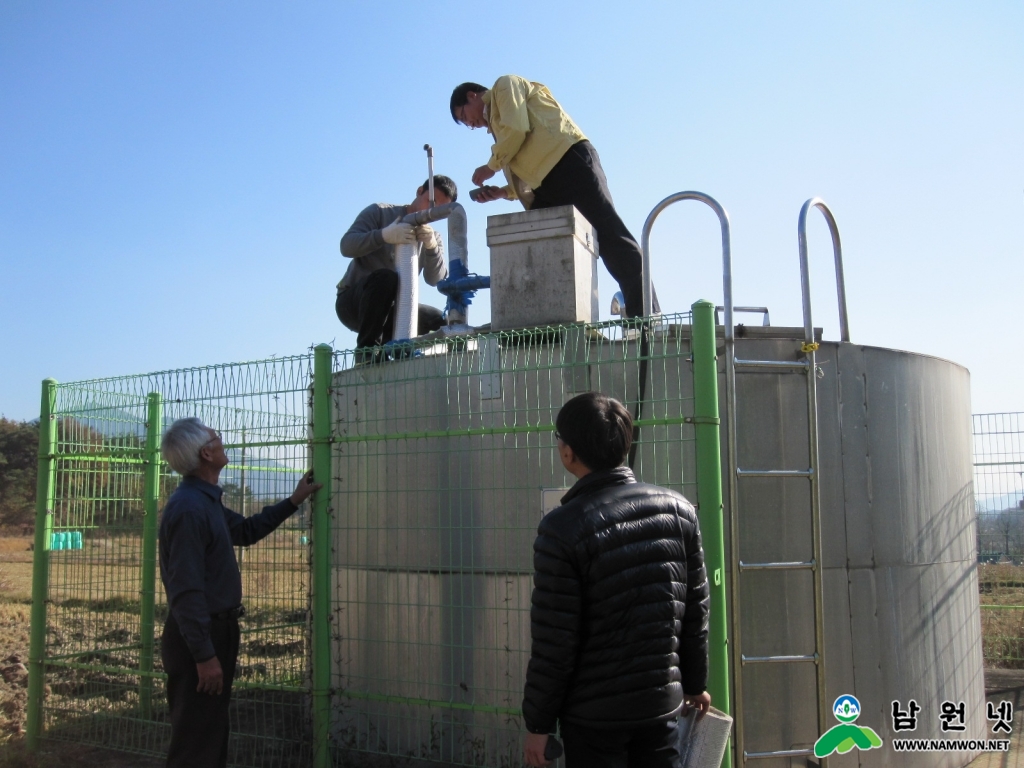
left=677, top=706, right=734, bottom=768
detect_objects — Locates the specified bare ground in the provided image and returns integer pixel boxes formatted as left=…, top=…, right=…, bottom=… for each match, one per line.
left=0, top=534, right=160, bottom=767
left=0, top=536, right=32, bottom=746
left=967, top=669, right=1024, bottom=768
left=0, top=742, right=162, bottom=768
left=1, top=569, right=152, bottom=766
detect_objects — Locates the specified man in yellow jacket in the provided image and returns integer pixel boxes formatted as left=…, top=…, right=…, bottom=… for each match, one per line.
left=451, top=75, right=658, bottom=319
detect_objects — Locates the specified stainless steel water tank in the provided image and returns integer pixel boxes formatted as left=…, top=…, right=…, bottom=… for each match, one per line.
left=327, top=325, right=983, bottom=768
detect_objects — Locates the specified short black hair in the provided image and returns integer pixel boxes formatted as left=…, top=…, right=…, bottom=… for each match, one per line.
left=450, top=82, right=488, bottom=122
left=555, top=392, right=633, bottom=471
left=419, top=174, right=458, bottom=203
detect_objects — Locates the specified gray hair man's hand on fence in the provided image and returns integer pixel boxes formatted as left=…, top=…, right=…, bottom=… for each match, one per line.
left=289, top=471, right=323, bottom=507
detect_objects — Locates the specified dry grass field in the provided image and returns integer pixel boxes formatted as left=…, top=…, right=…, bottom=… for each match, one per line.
left=0, top=532, right=307, bottom=766
left=979, top=563, right=1024, bottom=668
left=0, top=536, right=33, bottom=746
left=2, top=538, right=157, bottom=765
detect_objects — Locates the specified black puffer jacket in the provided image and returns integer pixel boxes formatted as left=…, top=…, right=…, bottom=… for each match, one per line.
left=522, top=467, right=710, bottom=733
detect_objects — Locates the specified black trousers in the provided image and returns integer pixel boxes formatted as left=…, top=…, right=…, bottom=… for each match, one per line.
left=336, top=268, right=444, bottom=350
left=162, top=614, right=240, bottom=768
left=560, top=718, right=680, bottom=768
left=532, top=140, right=659, bottom=318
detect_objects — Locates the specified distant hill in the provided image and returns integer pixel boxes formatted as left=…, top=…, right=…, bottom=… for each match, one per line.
left=977, top=493, right=1024, bottom=515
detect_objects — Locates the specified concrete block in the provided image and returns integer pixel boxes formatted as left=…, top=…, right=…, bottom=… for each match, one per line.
left=487, top=205, right=599, bottom=331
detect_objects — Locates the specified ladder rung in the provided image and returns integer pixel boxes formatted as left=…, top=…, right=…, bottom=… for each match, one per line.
left=737, top=468, right=813, bottom=478
left=734, top=358, right=810, bottom=370
left=744, top=748, right=814, bottom=760
left=742, top=654, right=817, bottom=665
left=740, top=560, right=815, bottom=571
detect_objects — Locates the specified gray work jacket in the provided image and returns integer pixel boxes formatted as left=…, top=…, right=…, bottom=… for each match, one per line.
left=337, top=203, right=447, bottom=291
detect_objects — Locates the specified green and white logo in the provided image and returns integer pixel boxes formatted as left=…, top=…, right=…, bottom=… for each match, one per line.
left=814, top=695, right=883, bottom=758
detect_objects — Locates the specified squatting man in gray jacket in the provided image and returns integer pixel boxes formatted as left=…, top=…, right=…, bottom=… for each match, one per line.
left=523, top=393, right=711, bottom=768
left=336, top=175, right=458, bottom=363
left=158, top=417, right=321, bottom=768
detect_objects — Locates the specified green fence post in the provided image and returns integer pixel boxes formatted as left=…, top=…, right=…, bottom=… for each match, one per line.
left=312, top=344, right=333, bottom=768
left=139, top=392, right=163, bottom=718
left=27, top=379, right=58, bottom=750
left=691, top=301, right=732, bottom=768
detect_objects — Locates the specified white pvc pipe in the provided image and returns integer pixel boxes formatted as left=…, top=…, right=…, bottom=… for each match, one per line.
left=390, top=201, right=460, bottom=341
left=393, top=242, right=419, bottom=340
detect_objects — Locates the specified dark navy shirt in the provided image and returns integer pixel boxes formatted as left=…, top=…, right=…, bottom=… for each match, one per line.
left=158, top=476, right=297, bottom=661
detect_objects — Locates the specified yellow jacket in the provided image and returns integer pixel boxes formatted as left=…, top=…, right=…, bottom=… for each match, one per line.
left=483, top=75, right=586, bottom=200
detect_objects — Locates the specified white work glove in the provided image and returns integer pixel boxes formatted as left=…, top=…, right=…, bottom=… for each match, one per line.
left=414, top=224, right=438, bottom=250
left=381, top=218, right=416, bottom=245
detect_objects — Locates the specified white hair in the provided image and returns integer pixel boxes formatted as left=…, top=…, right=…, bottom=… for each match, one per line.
left=161, top=417, right=212, bottom=476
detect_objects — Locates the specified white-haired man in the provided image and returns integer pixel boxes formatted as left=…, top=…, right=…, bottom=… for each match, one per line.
left=158, top=417, right=321, bottom=768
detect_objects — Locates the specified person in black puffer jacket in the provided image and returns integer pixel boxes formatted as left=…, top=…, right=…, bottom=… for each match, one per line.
left=522, top=393, right=711, bottom=768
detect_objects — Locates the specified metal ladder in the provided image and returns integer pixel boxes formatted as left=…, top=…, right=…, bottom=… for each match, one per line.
left=725, top=198, right=848, bottom=764
left=641, top=194, right=850, bottom=766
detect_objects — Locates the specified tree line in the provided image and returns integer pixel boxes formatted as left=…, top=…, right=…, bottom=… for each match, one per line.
left=0, top=418, right=38, bottom=531
left=0, top=417, right=256, bottom=533
left=0, top=416, right=157, bottom=533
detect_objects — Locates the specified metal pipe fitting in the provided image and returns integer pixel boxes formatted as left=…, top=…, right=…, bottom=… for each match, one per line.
left=401, top=201, right=459, bottom=226
left=424, top=145, right=435, bottom=209
left=444, top=203, right=470, bottom=326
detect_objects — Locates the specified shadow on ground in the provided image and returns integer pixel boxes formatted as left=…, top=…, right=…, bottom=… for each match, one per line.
left=969, top=670, right=1024, bottom=768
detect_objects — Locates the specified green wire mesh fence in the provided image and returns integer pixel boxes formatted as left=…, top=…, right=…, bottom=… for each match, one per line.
left=327, top=313, right=698, bottom=766
left=33, top=355, right=316, bottom=765
left=975, top=412, right=1024, bottom=668
left=28, top=313, right=708, bottom=767
left=31, top=317, right=1024, bottom=763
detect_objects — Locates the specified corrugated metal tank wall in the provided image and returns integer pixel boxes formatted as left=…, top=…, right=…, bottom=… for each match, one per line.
left=723, top=334, right=984, bottom=767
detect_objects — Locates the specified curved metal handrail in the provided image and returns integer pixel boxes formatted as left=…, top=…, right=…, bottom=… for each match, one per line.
left=641, top=192, right=733, bottom=336
left=798, top=198, right=850, bottom=343
left=642, top=192, right=738, bottom=760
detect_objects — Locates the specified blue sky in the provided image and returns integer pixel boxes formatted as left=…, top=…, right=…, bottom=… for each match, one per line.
left=1, top=1, right=1021, bottom=420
